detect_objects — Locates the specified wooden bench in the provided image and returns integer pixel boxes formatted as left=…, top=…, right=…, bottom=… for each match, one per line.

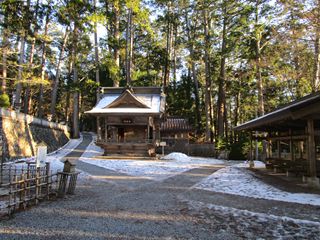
left=268, top=159, right=292, bottom=173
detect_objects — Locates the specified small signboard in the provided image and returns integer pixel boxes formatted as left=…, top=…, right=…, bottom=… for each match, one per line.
left=160, top=142, right=166, bottom=156
left=36, top=143, right=47, bottom=168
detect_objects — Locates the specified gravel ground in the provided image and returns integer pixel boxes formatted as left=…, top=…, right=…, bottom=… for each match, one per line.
left=0, top=133, right=320, bottom=239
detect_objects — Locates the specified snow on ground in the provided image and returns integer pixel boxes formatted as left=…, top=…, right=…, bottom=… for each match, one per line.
left=9, top=135, right=83, bottom=173
left=187, top=199, right=320, bottom=227
left=80, top=142, right=225, bottom=181
left=45, top=135, right=83, bottom=172
left=161, top=152, right=191, bottom=161
left=185, top=199, right=320, bottom=239
left=195, top=162, right=320, bottom=206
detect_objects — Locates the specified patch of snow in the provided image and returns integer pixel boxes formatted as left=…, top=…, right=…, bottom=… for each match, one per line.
left=195, top=164, right=320, bottom=206
left=80, top=139, right=104, bottom=159
left=80, top=147, right=226, bottom=181
left=161, top=152, right=191, bottom=161
left=187, top=200, right=320, bottom=227
left=0, top=201, right=7, bottom=209
left=45, top=136, right=83, bottom=172
left=7, top=135, right=83, bottom=173
left=236, top=160, right=266, bottom=168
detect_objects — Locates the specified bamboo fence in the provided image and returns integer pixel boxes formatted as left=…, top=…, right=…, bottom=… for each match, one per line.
left=0, top=162, right=59, bottom=216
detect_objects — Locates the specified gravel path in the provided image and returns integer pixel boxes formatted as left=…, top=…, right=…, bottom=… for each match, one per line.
left=0, top=133, right=320, bottom=239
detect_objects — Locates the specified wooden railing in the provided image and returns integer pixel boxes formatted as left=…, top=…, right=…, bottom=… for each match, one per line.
left=0, top=162, right=59, bottom=216
left=97, top=139, right=154, bottom=144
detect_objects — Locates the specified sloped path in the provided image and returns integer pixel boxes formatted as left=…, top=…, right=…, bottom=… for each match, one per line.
left=0, top=134, right=320, bottom=239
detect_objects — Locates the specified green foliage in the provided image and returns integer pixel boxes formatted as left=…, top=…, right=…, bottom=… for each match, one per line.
left=0, top=94, right=10, bottom=108
left=215, top=136, right=228, bottom=151
left=241, top=138, right=263, bottom=159
left=229, top=135, right=250, bottom=160
left=0, top=0, right=318, bottom=140
left=166, top=74, right=195, bottom=124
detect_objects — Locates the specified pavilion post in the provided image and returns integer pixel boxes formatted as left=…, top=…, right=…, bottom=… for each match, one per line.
left=268, top=138, right=272, bottom=158
left=155, top=125, right=161, bottom=143
left=152, top=125, right=156, bottom=144
left=277, top=140, right=281, bottom=159
left=289, top=129, right=294, bottom=161
left=97, top=116, right=101, bottom=141
left=307, top=119, right=317, bottom=179
left=104, top=119, right=108, bottom=142
left=249, top=131, right=254, bottom=168
left=147, top=117, right=151, bottom=143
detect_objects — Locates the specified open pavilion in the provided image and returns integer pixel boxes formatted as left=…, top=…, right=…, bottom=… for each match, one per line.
left=234, top=91, right=320, bottom=188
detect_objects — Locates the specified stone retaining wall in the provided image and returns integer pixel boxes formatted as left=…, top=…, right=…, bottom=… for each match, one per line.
left=0, top=108, right=70, bottom=161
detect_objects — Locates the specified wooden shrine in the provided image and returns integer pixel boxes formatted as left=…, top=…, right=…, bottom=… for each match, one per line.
left=85, top=87, right=165, bottom=157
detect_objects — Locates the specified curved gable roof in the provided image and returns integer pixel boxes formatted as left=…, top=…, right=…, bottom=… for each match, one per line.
left=105, top=89, right=150, bottom=109
left=85, top=87, right=164, bottom=115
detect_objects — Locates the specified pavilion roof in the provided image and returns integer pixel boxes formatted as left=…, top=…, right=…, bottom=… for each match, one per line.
left=234, top=91, right=320, bottom=132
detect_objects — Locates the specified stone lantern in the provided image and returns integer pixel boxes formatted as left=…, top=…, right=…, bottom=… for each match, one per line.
left=63, top=159, right=76, bottom=173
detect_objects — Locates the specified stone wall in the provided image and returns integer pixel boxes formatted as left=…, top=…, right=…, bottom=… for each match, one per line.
left=0, top=108, right=70, bottom=161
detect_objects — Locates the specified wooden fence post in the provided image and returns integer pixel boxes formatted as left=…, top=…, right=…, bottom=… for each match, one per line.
left=46, top=162, right=50, bottom=199
left=35, top=168, right=40, bottom=205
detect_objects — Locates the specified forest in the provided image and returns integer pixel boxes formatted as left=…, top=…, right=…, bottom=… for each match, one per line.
left=0, top=0, right=319, bottom=153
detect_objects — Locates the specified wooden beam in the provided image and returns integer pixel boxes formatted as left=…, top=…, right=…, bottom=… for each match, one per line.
left=269, top=135, right=307, bottom=141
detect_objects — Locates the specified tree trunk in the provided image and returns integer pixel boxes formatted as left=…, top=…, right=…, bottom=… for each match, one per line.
left=255, top=0, right=264, bottom=116
left=72, top=23, right=80, bottom=138
left=113, top=0, right=120, bottom=87
left=50, top=27, right=69, bottom=119
left=172, top=23, right=177, bottom=91
left=203, top=5, right=212, bottom=142
left=1, top=26, right=8, bottom=94
left=125, top=8, right=133, bottom=85
left=13, top=32, right=26, bottom=111
left=23, top=0, right=39, bottom=114
left=37, top=7, right=50, bottom=119
left=104, top=0, right=113, bottom=55
left=184, top=8, right=201, bottom=133
left=130, top=13, right=134, bottom=83
left=217, top=5, right=227, bottom=138
left=313, top=25, right=320, bottom=91
left=23, top=38, right=36, bottom=114
left=94, top=0, right=100, bottom=100
left=234, top=88, right=241, bottom=142
left=14, top=0, right=31, bottom=111
left=163, top=1, right=173, bottom=91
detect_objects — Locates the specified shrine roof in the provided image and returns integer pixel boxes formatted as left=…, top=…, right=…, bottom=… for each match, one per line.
left=85, top=87, right=165, bottom=115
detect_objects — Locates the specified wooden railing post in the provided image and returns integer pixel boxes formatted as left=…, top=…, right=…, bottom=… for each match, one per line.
left=46, top=162, right=50, bottom=199
left=35, top=168, right=40, bottom=205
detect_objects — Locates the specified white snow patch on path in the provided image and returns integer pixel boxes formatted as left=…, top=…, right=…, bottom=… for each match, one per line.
left=161, top=152, right=191, bottom=161
left=46, top=136, right=83, bottom=172
left=187, top=200, right=320, bottom=227
left=9, top=135, right=84, bottom=173
left=195, top=162, right=320, bottom=206
left=80, top=146, right=225, bottom=181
